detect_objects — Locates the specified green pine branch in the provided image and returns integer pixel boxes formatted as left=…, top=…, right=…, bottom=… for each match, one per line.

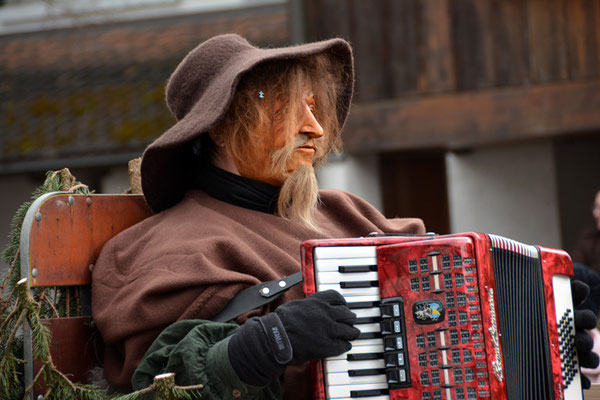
left=111, top=373, right=203, bottom=400
left=0, top=169, right=206, bottom=400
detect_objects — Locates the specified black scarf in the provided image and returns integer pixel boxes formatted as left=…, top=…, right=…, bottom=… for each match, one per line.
left=197, top=163, right=281, bottom=214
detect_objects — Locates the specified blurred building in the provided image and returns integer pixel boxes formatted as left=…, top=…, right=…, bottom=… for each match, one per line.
left=1, top=0, right=599, bottom=274
left=305, top=0, right=600, bottom=252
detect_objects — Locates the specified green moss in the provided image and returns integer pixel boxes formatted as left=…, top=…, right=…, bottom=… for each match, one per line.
left=3, top=81, right=175, bottom=158
left=4, top=101, right=17, bottom=126
left=141, top=85, right=165, bottom=105
left=29, top=95, right=61, bottom=116
left=112, top=113, right=172, bottom=143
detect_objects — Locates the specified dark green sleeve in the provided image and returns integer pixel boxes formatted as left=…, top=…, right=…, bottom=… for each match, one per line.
left=132, top=319, right=281, bottom=400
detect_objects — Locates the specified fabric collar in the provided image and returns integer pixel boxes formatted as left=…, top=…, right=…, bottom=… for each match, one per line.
left=198, top=163, right=281, bottom=214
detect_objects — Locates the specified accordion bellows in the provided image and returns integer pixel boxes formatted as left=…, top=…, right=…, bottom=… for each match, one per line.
left=301, top=232, right=582, bottom=400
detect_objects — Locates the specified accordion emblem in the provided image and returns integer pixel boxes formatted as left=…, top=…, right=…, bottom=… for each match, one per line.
left=300, top=233, right=582, bottom=400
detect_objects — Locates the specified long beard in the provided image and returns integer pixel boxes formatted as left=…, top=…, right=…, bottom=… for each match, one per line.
left=270, top=134, right=321, bottom=229
left=277, top=164, right=320, bottom=230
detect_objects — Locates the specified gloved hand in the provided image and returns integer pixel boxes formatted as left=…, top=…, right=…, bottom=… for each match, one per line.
left=228, top=290, right=360, bottom=386
left=572, top=279, right=600, bottom=389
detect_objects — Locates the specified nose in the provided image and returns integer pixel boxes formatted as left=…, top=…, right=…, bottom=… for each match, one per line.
left=300, top=104, right=324, bottom=139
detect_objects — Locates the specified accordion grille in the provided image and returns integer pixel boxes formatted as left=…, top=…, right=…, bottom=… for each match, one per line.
left=491, top=236, right=554, bottom=399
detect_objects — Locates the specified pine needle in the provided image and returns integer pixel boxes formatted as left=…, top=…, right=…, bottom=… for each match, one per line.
left=0, top=169, right=206, bottom=399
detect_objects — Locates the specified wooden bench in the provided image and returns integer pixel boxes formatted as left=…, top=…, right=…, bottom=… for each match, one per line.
left=19, top=192, right=152, bottom=398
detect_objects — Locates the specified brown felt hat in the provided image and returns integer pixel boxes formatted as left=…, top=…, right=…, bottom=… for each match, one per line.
left=140, top=33, right=354, bottom=214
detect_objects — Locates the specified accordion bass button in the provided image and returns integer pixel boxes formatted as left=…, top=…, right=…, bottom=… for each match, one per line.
left=386, top=368, right=408, bottom=383
left=384, top=336, right=403, bottom=351
left=380, top=303, right=401, bottom=318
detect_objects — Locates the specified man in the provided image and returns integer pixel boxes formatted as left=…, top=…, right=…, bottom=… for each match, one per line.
left=92, top=34, right=598, bottom=400
left=573, top=190, right=600, bottom=272
left=92, top=34, right=425, bottom=400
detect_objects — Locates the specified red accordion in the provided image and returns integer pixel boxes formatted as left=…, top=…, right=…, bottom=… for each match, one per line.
left=300, top=233, right=582, bottom=400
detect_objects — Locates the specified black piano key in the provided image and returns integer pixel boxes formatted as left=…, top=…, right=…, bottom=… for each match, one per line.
left=340, top=280, right=379, bottom=288
left=348, top=301, right=380, bottom=309
left=348, top=368, right=386, bottom=376
left=355, top=316, right=380, bottom=324
left=347, top=352, right=383, bottom=361
left=339, top=265, right=377, bottom=273
left=350, top=389, right=389, bottom=398
left=358, top=332, right=381, bottom=340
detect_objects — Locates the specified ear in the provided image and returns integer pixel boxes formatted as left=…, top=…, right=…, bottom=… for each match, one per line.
left=208, top=130, right=222, bottom=146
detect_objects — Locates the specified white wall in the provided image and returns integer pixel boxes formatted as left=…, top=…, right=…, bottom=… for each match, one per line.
left=101, top=166, right=130, bottom=194
left=318, top=154, right=383, bottom=211
left=446, top=141, right=562, bottom=248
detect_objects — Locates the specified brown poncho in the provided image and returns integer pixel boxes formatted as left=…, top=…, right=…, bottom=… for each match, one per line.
left=91, top=189, right=425, bottom=396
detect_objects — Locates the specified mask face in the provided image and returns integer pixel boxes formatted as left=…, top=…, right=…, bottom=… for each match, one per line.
left=237, top=92, right=324, bottom=186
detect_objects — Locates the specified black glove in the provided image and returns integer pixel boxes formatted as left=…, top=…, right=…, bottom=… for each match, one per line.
left=572, top=279, right=600, bottom=389
left=228, top=290, right=360, bottom=386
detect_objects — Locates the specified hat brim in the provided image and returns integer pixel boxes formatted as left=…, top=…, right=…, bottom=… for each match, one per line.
left=141, top=36, right=354, bottom=214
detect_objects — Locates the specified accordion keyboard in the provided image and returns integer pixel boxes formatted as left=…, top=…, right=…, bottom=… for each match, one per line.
left=314, top=245, right=391, bottom=400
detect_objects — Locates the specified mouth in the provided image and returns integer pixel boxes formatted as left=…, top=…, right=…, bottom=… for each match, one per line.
left=296, top=145, right=315, bottom=154
left=296, top=140, right=316, bottom=151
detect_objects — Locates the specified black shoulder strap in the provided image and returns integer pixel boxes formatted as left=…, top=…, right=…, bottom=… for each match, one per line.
left=211, top=272, right=303, bottom=323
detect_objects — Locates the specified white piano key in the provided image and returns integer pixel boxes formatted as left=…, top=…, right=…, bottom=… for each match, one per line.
left=315, top=246, right=377, bottom=259
left=326, top=382, right=389, bottom=399
left=326, top=371, right=387, bottom=385
left=318, top=283, right=380, bottom=297
left=315, top=257, right=377, bottom=272
left=345, top=294, right=381, bottom=304
left=326, top=397, right=389, bottom=400
left=329, top=343, right=384, bottom=360
left=356, top=322, right=380, bottom=334
left=317, top=271, right=380, bottom=283
left=325, top=358, right=385, bottom=373
left=353, top=307, right=381, bottom=319
left=350, top=337, right=384, bottom=347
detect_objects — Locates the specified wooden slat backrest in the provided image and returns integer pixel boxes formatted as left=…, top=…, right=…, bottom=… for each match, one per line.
left=19, top=192, right=152, bottom=398
left=21, top=192, right=152, bottom=287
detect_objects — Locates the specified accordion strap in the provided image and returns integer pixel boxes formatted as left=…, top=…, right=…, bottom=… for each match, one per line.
left=212, top=271, right=303, bottom=323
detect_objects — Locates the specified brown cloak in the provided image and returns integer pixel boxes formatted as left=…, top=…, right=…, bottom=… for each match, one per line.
left=91, top=189, right=425, bottom=396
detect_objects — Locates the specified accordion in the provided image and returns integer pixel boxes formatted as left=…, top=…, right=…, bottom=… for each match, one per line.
left=300, top=233, right=582, bottom=400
